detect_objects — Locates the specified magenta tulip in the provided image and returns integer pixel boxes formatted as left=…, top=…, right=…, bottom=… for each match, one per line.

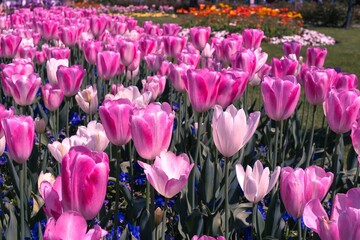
left=351, top=121, right=360, bottom=164
left=221, top=37, right=243, bottom=65
left=90, top=15, right=108, bottom=38
left=1, top=34, right=22, bottom=58
left=99, top=99, right=132, bottom=146
left=303, top=68, right=331, bottom=105
left=2, top=115, right=34, bottom=164
left=189, top=26, right=211, bottom=51
left=19, top=46, right=36, bottom=60
left=139, top=36, right=157, bottom=57
left=61, top=146, right=109, bottom=220
left=236, top=160, right=280, bottom=203
left=231, top=48, right=256, bottom=77
left=138, top=151, right=194, bottom=198
left=118, top=40, right=137, bottom=67
left=50, top=47, right=70, bottom=60
left=242, top=29, right=264, bottom=49
left=96, top=51, right=120, bottom=80
left=131, top=102, right=174, bottom=160
left=280, top=166, right=333, bottom=218
left=163, top=36, right=187, bottom=59
left=46, top=58, right=69, bottom=85
left=331, top=72, right=358, bottom=91
left=58, top=26, right=79, bottom=47
left=169, top=63, right=191, bottom=92
left=261, top=76, right=301, bottom=121
left=145, top=53, right=163, bottom=73
left=39, top=176, right=63, bottom=219
left=41, top=84, right=64, bottom=112
left=306, top=47, right=327, bottom=68
left=270, top=57, right=298, bottom=78
left=186, top=68, right=220, bottom=112
left=282, top=41, right=302, bottom=59
left=35, top=51, right=46, bottom=64
left=56, top=65, right=85, bottom=97
left=162, top=23, right=182, bottom=36
left=7, top=73, right=41, bottom=106
left=212, top=105, right=260, bottom=157
left=324, top=89, right=360, bottom=134
left=41, top=20, right=59, bottom=41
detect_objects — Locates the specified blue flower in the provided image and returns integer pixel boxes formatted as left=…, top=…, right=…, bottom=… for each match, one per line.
left=128, top=223, right=140, bottom=239
left=0, top=155, right=8, bottom=165
left=119, top=172, right=129, bottom=183
left=70, top=112, right=81, bottom=126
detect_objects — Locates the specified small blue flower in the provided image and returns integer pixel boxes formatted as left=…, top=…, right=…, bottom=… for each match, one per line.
left=128, top=223, right=140, bottom=239
left=172, top=102, right=180, bottom=111
left=0, top=155, right=8, bottom=165
left=119, top=172, right=129, bottom=183
left=70, top=112, right=81, bottom=126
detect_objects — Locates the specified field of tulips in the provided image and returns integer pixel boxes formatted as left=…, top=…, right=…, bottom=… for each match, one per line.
left=0, top=4, right=360, bottom=240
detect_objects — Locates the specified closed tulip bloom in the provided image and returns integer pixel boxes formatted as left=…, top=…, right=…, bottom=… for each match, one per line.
left=261, top=76, right=301, bottom=121
left=2, top=115, right=34, bottom=164
left=76, top=121, right=110, bottom=152
left=128, top=50, right=141, bottom=72
left=96, top=51, right=120, bottom=80
left=131, top=102, right=174, bottom=160
left=61, top=146, right=109, bottom=220
left=216, top=69, right=249, bottom=108
left=331, top=72, right=358, bottom=91
left=56, top=65, right=85, bottom=97
left=169, top=63, right=191, bottom=92
left=44, top=211, right=107, bottom=240
left=39, top=176, right=63, bottom=219
left=177, top=52, right=201, bottom=68
left=42, top=20, right=59, bottom=41
left=50, top=47, right=71, bottom=60
left=163, top=23, right=182, bottom=36
left=280, top=166, right=333, bottom=218
left=35, top=51, right=46, bottom=64
left=189, top=26, right=211, bottom=51
left=236, top=160, right=280, bottom=203
left=351, top=121, right=360, bottom=164
left=41, top=84, right=64, bottom=112
left=163, top=36, right=187, bottom=59
left=1, top=34, right=22, bottom=58
left=242, top=29, right=264, bottom=50
left=90, top=15, right=108, bottom=38
left=139, top=36, right=157, bottom=57
left=221, top=37, right=243, bottom=65
left=0, top=104, right=14, bottom=138
left=186, top=68, right=221, bottom=112
left=306, top=47, right=327, bottom=68
left=46, top=58, right=69, bottom=85
left=7, top=73, right=41, bottom=106
left=83, top=41, right=103, bottom=65
left=270, top=57, right=298, bottom=78
left=212, top=105, right=260, bottom=157
left=117, top=40, right=137, bottom=67
left=58, top=26, right=79, bottom=47
left=145, top=53, right=163, bottom=73
left=142, top=75, right=166, bottom=101
left=282, top=41, right=302, bottom=59
left=19, top=45, right=36, bottom=60
left=138, top=151, right=194, bottom=198
left=232, top=48, right=256, bottom=77
left=325, top=89, right=360, bottom=134
left=99, top=99, right=132, bottom=146
left=75, top=85, right=98, bottom=115
left=303, top=69, right=331, bottom=105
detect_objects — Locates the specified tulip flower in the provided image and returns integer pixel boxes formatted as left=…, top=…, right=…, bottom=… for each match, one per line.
left=303, top=68, right=331, bottom=105
left=35, top=51, right=46, bottom=64
left=99, top=99, right=132, bottom=146
left=145, top=53, right=163, bottom=73
left=42, top=20, right=59, bottom=41
left=48, top=137, right=76, bottom=163
left=163, top=36, right=187, bottom=59
left=163, top=23, right=182, bottom=36
left=169, top=63, right=191, bottom=93
left=76, top=121, right=110, bottom=152
left=39, top=176, right=63, bottom=219
left=41, top=84, right=64, bottom=112
left=141, top=75, right=166, bottom=101
left=324, top=89, right=360, bottom=134
left=83, top=41, right=103, bottom=65
left=138, top=151, right=194, bottom=198
left=118, top=39, right=137, bottom=67
left=46, top=58, right=69, bottom=85
left=236, top=160, right=280, bottom=203
left=351, top=121, right=360, bottom=164
left=270, top=57, right=298, bottom=78
left=139, top=36, right=157, bottom=57
left=96, top=51, right=120, bottom=80
left=189, top=26, right=211, bottom=51
left=107, top=85, right=152, bottom=107
left=56, top=65, right=85, bottom=97
left=44, top=211, right=107, bottom=240
left=242, top=29, right=264, bottom=50
left=331, top=72, right=358, bottom=91
left=2, top=115, right=34, bottom=164
left=221, top=37, right=243, bottom=65
left=61, top=146, right=109, bottom=220
left=19, top=46, right=36, bottom=60
left=50, top=47, right=71, bottom=60
left=261, top=76, right=301, bottom=121
left=186, top=68, right=220, bottom=112
left=75, top=85, right=98, bottom=115
left=306, top=47, right=327, bottom=68
left=1, top=34, right=22, bottom=58
left=282, top=41, right=302, bottom=59
left=90, top=15, right=108, bottom=38
left=280, top=166, right=333, bottom=218
left=131, top=102, right=174, bottom=160
left=0, top=136, right=5, bottom=156
left=0, top=104, right=14, bottom=138
left=58, top=26, right=79, bottom=47
left=232, top=48, right=256, bottom=77
left=212, top=105, right=260, bottom=157
left=7, top=73, right=41, bottom=106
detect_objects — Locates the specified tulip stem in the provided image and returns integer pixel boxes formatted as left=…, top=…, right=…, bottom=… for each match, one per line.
left=224, top=157, right=230, bottom=239
left=161, top=198, right=168, bottom=240
left=114, top=146, right=121, bottom=239
left=302, top=101, right=311, bottom=148
left=56, top=108, right=59, bottom=140
left=297, top=218, right=303, bottom=240
left=252, top=203, right=262, bottom=240
left=322, top=125, right=329, bottom=167
left=279, top=120, right=284, bottom=165
left=306, top=105, right=317, bottom=167
left=331, top=134, right=342, bottom=203
left=273, top=121, right=279, bottom=169
left=66, top=98, right=70, bottom=137
left=355, top=163, right=359, bottom=187
left=20, top=162, right=26, bottom=240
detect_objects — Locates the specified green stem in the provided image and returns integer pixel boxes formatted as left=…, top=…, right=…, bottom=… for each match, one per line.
left=252, top=203, right=262, bottom=240
left=146, top=160, right=151, bottom=211
left=56, top=108, right=59, bottom=140
left=322, top=125, right=329, bottom=167
left=331, top=134, right=342, bottom=203
left=66, top=98, right=70, bottom=137
left=114, top=146, right=121, bottom=239
left=20, top=162, right=26, bottom=240
left=224, top=157, right=230, bottom=239
left=302, top=101, right=310, bottom=148
left=128, top=142, right=134, bottom=201
left=355, top=163, right=359, bottom=187
left=161, top=198, right=168, bottom=240
left=306, top=105, right=317, bottom=167
left=279, top=120, right=284, bottom=165
left=273, top=121, right=279, bottom=169
left=243, top=86, right=248, bottom=115
left=298, top=218, right=303, bottom=240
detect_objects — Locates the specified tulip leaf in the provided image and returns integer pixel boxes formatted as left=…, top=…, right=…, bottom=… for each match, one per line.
left=120, top=225, right=129, bottom=240
left=4, top=202, right=18, bottom=240
left=139, top=209, right=151, bottom=239
left=6, top=155, right=20, bottom=197
left=198, top=156, right=216, bottom=204
left=264, top=191, right=285, bottom=238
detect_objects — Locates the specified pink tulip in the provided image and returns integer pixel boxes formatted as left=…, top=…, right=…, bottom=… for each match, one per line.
left=212, top=105, right=260, bottom=157
left=128, top=50, right=141, bottom=72
left=6, top=73, right=41, bottom=106
left=142, top=75, right=166, bottom=100
left=144, top=22, right=161, bottom=35
left=270, top=57, right=298, bottom=78
left=163, top=36, right=187, bottom=59
left=58, top=26, right=79, bottom=47
left=138, top=151, right=194, bottom=198
left=221, top=37, right=243, bottom=65
left=0, top=104, right=14, bottom=138
left=99, top=99, right=132, bottom=146
left=2, top=115, right=34, bottom=164
left=351, top=121, right=360, bottom=164
left=145, top=53, right=163, bottom=73
left=50, top=47, right=71, bottom=60
left=61, top=146, right=109, bottom=220
left=56, top=65, right=85, bottom=97
left=39, top=176, right=63, bottom=219
left=282, top=41, right=302, bottom=59
left=280, top=166, right=334, bottom=218
left=139, top=36, right=157, bottom=57
left=96, top=51, right=120, bottom=80
left=75, top=85, right=98, bottom=115
left=46, top=58, right=69, bottom=85
left=41, top=84, right=64, bottom=112
left=44, top=211, right=107, bottom=240
left=118, top=39, right=137, bottom=67
left=163, top=23, right=181, bottom=35
left=186, top=68, right=220, bottom=112
left=303, top=68, right=331, bottom=105
left=90, top=15, right=108, bottom=38
left=189, top=26, right=211, bottom=51
left=42, top=20, right=59, bottom=41
left=76, top=121, right=110, bottom=152
left=306, top=47, right=327, bottom=68
left=35, top=51, right=46, bottom=64
left=242, top=29, right=264, bottom=49
left=236, top=160, right=280, bottom=203
left=112, top=22, right=128, bottom=35
left=157, top=60, right=171, bottom=76
left=261, top=76, right=301, bottom=121
left=331, top=72, right=358, bottom=91
left=231, top=48, right=256, bottom=77
left=177, top=52, right=201, bottom=68
left=19, top=45, right=36, bottom=60
left=0, top=136, right=5, bottom=156
left=192, top=236, right=225, bottom=240
left=325, top=89, right=360, bottom=134
left=83, top=41, right=103, bottom=65
left=131, top=102, right=174, bottom=160
left=48, top=137, right=75, bottom=163
left=169, top=63, right=191, bottom=92
left=1, top=34, right=22, bottom=58
left=216, top=69, right=249, bottom=108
